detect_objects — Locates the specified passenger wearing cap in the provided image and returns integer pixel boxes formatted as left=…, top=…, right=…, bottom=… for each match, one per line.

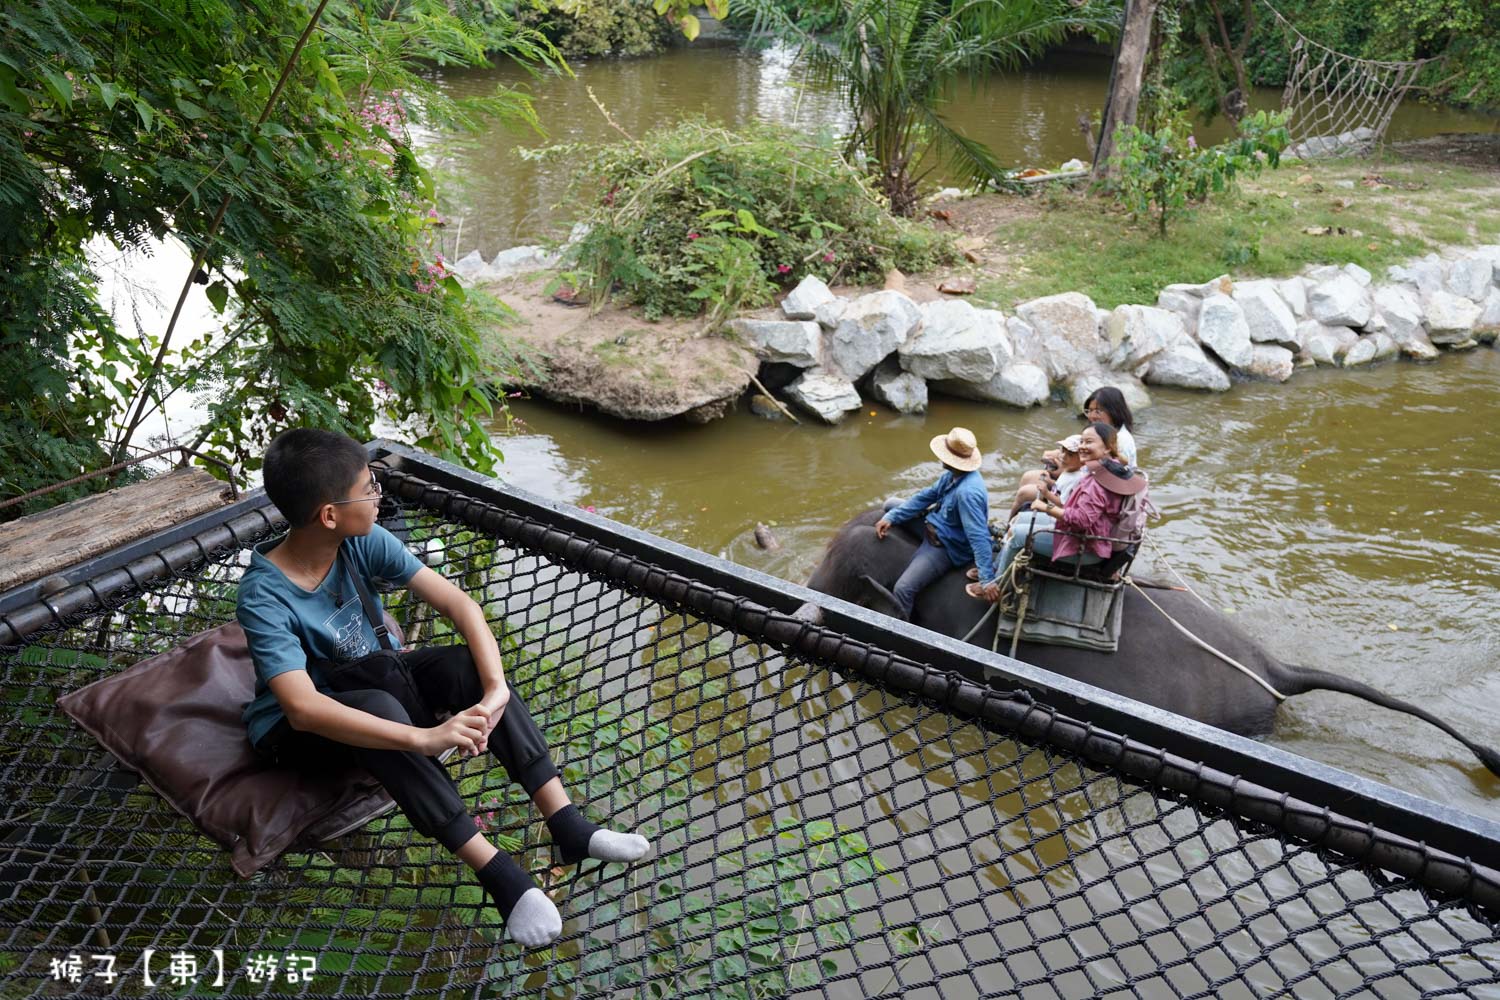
left=1004, top=434, right=1087, bottom=523
left=876, top=427, right=998, bottom=619
left=978, top=435, right=1087, bottom=584
left=979, top=422, right=1146, bottom=594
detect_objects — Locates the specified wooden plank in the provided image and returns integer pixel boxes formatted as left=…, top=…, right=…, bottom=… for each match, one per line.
left=0, top=469, right=235, bottom=592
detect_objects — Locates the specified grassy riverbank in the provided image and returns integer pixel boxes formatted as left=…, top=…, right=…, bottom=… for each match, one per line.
left=963, top=150, right=1500, bottom=310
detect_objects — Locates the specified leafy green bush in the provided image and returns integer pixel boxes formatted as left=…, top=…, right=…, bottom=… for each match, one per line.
left=537, top=119, right=954, bottom=323
left=1108, top=110, right=1290, bottom=236
left=511, top=0, right=673, bottom=57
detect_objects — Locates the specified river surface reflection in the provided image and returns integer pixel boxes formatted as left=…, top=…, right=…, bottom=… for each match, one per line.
left=490, top=349, right=1500, bottom=824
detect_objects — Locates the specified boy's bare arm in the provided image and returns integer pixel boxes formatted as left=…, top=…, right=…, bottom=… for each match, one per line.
left=269, top=670, right=487, bottom=756
left=405, top=567, right=511, bottom=737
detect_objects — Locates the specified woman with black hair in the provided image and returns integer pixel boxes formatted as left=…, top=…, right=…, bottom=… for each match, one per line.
left=1083, top=386, right=1138, bottom=466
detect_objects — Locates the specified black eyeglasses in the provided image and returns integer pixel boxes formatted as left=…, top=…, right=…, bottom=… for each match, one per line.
left=328, top=471, right=382, bottom=506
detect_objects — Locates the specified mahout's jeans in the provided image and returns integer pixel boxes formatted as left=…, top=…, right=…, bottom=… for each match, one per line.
left=254, top=644, right=558, bottom=852
left=892, top=538, right=954, bottom=620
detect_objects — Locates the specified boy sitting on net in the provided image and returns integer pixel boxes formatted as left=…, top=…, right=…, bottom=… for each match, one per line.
left=237, top=428, right=649, bottom=948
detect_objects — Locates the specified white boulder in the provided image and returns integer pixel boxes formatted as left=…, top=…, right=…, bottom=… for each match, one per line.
left=1005, top=315, right=1047, bottom=368
left=1445, top=258, right=1494, bottom=301
left=1242, top=344, right=1295, bottom=382
left=1144, top=340, right=1230, bottom=391
left=1015, top=292, right=1107, bottom=381
left=1277, top=277, right=1308, bottom=318
left=1423, top=290, right=1482, bottom=345
left=479, top=244, right=559, bottom=281
left=1387, top=257, right=1444, bottom=295
left=729, top=319, right=822, bottom=367
left=1478, top=288, right=1500, bottom=336
left=1161, top=274, right=1233, bottom=299
left=1343, top=262, right=1372, bottom=287
left=869, top=359, right=928, bottom=414
left=451, top=249, right=487, bottom=280
left=1341, top=336, right=1379, bottom=367
left=1370, top=332, right=1400, bottom=361
left=1196, top=294, right=1254, bottom=370
left=899, top=301, right=1011, bottom=382
left=1371, top=285, right=1436, bottom=359
left=1156, top=289, right=1203, bottom=338
left=813, top=298, right=846, bottom=330
left=1300, top=322, right=1359, bottom=366
left=1104, top=305, right=1180, bottom=370
left=1068, top=373, right=1152, bottom=413
left=785, top=369, right=863, bottom=424
left=781, top=275, right=836, bottom=321
left=1307, top=273, right=1374, bottom=328
left=1233, top=279, right=1300, bottom=348
left=935, top=363, right=1051, bottom=408
left=826, top=290, right=921, bottom=380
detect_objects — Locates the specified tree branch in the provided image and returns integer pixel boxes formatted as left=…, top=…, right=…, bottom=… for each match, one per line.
left=112, top=0, right=333, bottom=464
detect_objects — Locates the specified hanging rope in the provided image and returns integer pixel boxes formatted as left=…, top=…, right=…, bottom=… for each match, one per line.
left=1127, top=578, right=1288, bottom=701
left=1259, top=0, right=1432, bottom=145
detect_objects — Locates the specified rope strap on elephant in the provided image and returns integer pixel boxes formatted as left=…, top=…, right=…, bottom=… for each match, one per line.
left=2, top=455, right=1498, bottom=998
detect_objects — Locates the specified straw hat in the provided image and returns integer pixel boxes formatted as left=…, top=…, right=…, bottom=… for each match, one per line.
left=929, top=427, right=983, bottom=472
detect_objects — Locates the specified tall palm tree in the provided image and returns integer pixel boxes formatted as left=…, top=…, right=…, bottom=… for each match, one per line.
left=749, top=0, right=1120, bottom=215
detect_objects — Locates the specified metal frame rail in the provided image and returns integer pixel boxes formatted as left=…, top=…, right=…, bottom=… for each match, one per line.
left=1, top=441, right=1497, bottom=920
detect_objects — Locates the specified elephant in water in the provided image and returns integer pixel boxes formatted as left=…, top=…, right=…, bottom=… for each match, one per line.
left=806, top=508, right=1500, bottom=779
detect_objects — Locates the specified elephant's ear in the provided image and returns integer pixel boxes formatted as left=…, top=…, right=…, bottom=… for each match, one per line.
left=858, top=575, right=905, bottom=621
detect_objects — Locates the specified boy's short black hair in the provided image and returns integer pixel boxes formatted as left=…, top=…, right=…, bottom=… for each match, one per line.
left=262, top=429, right=371, bottom=527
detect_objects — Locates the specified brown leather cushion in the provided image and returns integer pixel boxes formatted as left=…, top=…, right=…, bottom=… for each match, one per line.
left=57, top=620, right=399, bottom=877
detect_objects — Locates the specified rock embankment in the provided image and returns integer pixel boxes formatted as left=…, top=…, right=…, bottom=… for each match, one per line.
left=731, top=246, right=1500, bottom=424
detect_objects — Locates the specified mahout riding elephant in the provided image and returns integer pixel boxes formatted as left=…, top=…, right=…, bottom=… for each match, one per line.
left=807, top=508, right=1500, bottom=778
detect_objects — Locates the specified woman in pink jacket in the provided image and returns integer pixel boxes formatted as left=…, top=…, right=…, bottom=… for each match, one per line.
left=976, top=422, right=1146, bottom=592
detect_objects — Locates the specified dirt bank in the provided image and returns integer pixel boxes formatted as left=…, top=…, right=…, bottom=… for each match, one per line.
left=478, top=273, right=759, bottom=423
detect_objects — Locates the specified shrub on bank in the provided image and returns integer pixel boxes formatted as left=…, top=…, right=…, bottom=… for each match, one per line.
left=1109, top=110, right=1290, bottom=236
left=536, top=119, right=954, bottom=322
left=509, top=0, right=673, bottom=58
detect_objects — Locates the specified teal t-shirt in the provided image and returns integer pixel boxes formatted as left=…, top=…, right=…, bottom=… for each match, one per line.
left=236, top=524, right=423, bottom=746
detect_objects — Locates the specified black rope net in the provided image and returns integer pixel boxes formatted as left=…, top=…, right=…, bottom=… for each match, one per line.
left=2, top=470, right=1498, bottom=998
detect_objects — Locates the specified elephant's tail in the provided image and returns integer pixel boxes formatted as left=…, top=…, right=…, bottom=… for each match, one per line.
left=1275, top=663, right=1500, bottom=778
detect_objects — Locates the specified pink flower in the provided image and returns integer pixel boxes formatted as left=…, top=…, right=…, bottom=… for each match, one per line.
left=1187, top=135, right=1198, bottom=150
left=777, top=264, right=792, bottom=274
left=687, top=232, right=700, bottom=241
left=822, top=252, right=836, bottom=263
left=584, top=505, right=596, bottom=513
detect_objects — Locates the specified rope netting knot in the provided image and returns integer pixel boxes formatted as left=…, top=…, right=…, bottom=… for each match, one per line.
left=1261, top=0, right=1433, bottom=145
left=0, top=462, right=1497, bottom=998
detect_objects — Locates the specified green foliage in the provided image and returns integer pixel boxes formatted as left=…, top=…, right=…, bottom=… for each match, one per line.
left=1167, top=0, right=1500, bottom=117
left=512, top=0, right=675, bottom=57
left=538, top=119, right=953, bottom=322
left=0, top=0, right=562, bottom=516
left=745, top=0, right=1122, bottom=216
left=1108, top=110, right=1289, bottom=235
left=725, top=0, right=843, bottom=34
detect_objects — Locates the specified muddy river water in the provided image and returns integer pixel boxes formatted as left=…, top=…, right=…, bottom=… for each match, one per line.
left=412, top=44, right=1500, bottom=824
left=490, top=349, right=1500, bottom=824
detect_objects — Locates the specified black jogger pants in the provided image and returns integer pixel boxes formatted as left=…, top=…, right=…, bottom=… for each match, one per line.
left=254, top=644, right=559, bottom=852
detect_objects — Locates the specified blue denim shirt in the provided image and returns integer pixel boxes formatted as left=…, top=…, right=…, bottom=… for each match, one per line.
left=885, top=469, right=996, bottom=582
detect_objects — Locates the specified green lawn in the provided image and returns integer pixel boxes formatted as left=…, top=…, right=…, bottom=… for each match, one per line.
left=972, top=156, right=1500, bottom=310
